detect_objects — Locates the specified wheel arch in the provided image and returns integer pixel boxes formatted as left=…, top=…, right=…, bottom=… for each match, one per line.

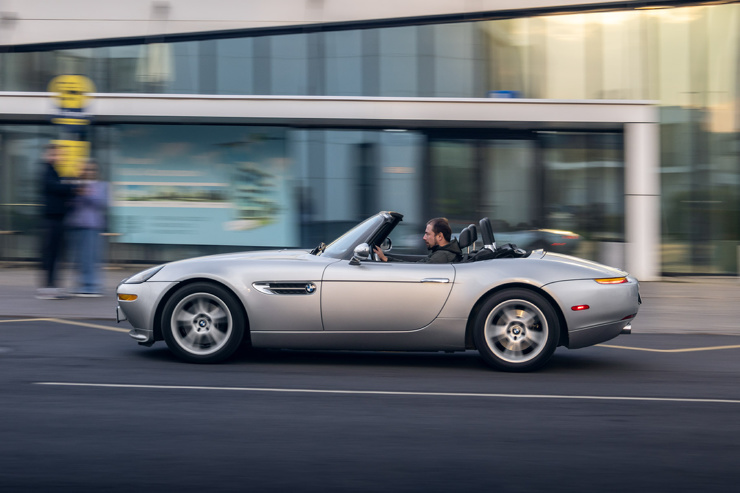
left=152, top=277, right=251, bottom=344
left=464, top=283, right=569, bottom=350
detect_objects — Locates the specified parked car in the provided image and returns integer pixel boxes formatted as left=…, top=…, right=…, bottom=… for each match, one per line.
left=495, top=228, right=581, bottom=255
left=117, top=211, right=640, bottom=372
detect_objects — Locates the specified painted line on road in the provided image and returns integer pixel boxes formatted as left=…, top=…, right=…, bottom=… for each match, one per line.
left=597, top=343, right=740, bottom=353
left=0, top=317, right=128, bottom=333
left=33, top=382, right=740, bottom=405
left=3, top=318, right=740, bottom=351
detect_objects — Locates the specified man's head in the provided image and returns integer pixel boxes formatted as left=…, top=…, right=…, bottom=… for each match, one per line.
left=423, top=217, right=452, bottom=249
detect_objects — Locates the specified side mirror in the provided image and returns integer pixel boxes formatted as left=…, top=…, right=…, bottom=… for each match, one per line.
left=380, top=237, right=392, bottom=252
left=350, top=243, right=371, bottom=265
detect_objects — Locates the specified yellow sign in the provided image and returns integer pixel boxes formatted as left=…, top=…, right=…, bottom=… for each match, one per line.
left=48, top=75, right=96, bottom=110
left=52, top=140, right=90, bottom=178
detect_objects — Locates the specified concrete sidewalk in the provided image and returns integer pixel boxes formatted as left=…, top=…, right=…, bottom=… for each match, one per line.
left=1, top=264, right=739, bottom=336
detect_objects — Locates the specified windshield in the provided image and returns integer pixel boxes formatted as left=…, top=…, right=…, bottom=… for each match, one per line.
left=319, top=215, right=386, bottom=259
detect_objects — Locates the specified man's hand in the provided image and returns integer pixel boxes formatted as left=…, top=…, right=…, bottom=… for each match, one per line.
left=373, top=245, right=388, bottom=262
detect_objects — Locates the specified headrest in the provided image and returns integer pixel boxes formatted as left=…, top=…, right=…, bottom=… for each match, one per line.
left=478, top=217, right=495, bottom=247
left=458, top=227, right=473, bottom=249
left=467, top=224, right=478, bottom=245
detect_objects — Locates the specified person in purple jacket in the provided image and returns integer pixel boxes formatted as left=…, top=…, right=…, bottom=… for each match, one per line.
left=67, top=160, right=109, bottom=297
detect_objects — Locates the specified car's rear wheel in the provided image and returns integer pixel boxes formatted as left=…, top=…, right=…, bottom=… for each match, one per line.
left=162, top=282, right=245, bottom=363
left=473, top=289, right=559, bottom=372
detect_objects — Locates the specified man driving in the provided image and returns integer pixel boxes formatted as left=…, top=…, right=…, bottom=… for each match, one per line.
left=374, top=217, right=462, bottom=264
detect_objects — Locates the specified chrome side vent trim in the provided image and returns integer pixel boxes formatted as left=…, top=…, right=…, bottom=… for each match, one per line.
left=253, top=282, right=317, bottom=295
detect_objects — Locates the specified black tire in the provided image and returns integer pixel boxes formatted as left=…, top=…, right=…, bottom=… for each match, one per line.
left=161, top=282, right=246, bottom=363
left=473, top=289, right=560, bottom=372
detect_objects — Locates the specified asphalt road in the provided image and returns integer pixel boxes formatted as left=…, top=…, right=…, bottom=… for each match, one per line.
left=2, top=317, right=740, bottom=492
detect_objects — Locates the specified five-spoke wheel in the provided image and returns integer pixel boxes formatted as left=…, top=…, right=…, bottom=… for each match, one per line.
left=474, top=289, right=559, bottom=372
left=162, top=282, right=245, bottom=363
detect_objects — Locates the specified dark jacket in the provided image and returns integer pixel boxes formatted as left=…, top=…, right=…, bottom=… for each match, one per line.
left=389, top=238, right=463, bottom=264
left=42, top=161, right=76, bottom=218
left=421, top=238, right=463, bottom=263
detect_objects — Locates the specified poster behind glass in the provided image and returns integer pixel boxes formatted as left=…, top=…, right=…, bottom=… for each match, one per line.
left=110, top=125, right=295, bottom=246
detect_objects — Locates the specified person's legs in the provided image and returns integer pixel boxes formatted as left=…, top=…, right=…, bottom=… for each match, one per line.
left=80, top=228, right=102, bottom=294
left=46, top=217, right=65, bottom=288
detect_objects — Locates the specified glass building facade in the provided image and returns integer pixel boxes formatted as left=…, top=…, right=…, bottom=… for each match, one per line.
left=1, top=3, right=739, bottom=273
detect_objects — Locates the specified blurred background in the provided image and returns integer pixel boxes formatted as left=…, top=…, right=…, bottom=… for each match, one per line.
left=0, top=0, right=739, bottom=278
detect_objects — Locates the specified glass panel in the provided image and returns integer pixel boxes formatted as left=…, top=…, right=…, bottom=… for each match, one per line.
left=0, top=125, right=57, bottom=259
left=290, top=129, right=423, bottom=249
left=105, top=45, right=141, bottom=93
left=433, top=23, right=477, bottom=97
left=216, top=38, right=254, bottom=95
left=541, top=132, right=625, bottom=264
left=379, top=26, right=418, bottom=97
left=544, top=14, right=588, bottom=99
left=169, top=41, right=198, bottom=94
left=325, top=31, right=363, bottom=96
left=271, top=34, right=308, bottom=95
left=429, top=140, right=477, bottom=225
left=0, top=51, right=55, bottom=91
left=481, top=139, right=536, bottom=231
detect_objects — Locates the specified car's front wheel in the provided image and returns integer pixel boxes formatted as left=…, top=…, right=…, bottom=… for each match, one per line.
left=161, top=282, right=245, bottom=363
left=473, top=289, right=559, bottom=372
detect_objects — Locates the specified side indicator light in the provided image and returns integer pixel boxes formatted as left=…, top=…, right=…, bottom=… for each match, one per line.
left=118, top=294, right=138, bottom=301
left=571, top=305, right=590, bottom=311
left=595, top=277, right=627, bottom=284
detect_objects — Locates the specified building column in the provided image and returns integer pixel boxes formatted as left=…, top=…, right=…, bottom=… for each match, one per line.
left=624, top=122, right=660, bottom=281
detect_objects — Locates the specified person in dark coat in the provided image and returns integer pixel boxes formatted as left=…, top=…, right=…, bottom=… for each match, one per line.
left=37, top=143, right=76, bottom=299
left=374, top=217, right=463, bottom=264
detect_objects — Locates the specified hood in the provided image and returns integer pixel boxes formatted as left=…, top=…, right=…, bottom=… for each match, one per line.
left=171, top=249, right=315, bottom=265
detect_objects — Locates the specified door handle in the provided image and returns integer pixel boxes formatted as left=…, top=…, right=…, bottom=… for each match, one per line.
left=421, top=278, right=450, bottom=283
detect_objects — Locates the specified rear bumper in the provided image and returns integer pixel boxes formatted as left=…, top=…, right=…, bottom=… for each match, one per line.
left=566, top=319, right=631, bottom=349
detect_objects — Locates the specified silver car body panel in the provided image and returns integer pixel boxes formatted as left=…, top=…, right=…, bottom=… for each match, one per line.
left=117, top=280, right=179, bottom=333
left=145, top=250, right=338, bottom=333
left=116, top=213, right=640, bottom=355
left=251, top=317, right=468, bottom=351
left=321, top=260, right=455, bottom=331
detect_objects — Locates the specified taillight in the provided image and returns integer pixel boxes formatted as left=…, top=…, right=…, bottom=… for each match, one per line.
left=595, top=277, right=628, bottom=284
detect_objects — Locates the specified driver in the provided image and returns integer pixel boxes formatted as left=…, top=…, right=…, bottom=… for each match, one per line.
left=374, top=217, right=462, bottom=264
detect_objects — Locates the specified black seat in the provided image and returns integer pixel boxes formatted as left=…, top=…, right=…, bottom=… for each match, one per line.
left=458, top=226, right=473, bottom=250
left=478, top=217, right=496, bottom=251
left=466, top=224, right=478, bottom=249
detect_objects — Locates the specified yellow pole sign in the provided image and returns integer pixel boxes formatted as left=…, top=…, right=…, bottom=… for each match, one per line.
left=52, top=139, right=90, bottom=178
left=48, top=75, right=96, bottom=125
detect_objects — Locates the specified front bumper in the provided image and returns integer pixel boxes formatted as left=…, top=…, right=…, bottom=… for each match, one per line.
left=116, top=280, right=179, bottom=345
left=128, top=327, right=155, bottom=346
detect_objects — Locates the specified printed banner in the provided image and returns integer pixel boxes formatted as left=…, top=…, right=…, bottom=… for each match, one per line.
left=110, top=125, right=296, bottom=247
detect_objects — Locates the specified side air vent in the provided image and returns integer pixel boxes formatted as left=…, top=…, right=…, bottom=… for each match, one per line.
left=253, top=282, right=317, bottom=295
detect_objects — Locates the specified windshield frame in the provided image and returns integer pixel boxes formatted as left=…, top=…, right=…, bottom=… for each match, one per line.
left=319, top=213, right=399, bottom=260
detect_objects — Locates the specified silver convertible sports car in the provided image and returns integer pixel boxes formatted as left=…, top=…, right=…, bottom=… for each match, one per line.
left=116, top=212, right=640, bottom=372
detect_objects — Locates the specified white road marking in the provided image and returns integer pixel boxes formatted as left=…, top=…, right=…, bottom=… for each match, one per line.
left=33, top=382, right=740, bottom=405
left=3, top=318, right=740, bottom=351
left=0, top=317, right=128, bottom=333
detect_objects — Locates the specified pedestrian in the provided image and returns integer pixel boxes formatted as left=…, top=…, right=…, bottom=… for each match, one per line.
left=37, top=142, right=76, bottom=300
left=67, top=159, right=109, bottom=297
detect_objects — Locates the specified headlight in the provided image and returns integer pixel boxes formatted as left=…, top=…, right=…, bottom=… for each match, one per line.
left=123, top=265, right=165, bottom=284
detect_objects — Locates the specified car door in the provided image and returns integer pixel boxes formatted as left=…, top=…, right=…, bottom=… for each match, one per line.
left=321, top=260, right=455, bottom=332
